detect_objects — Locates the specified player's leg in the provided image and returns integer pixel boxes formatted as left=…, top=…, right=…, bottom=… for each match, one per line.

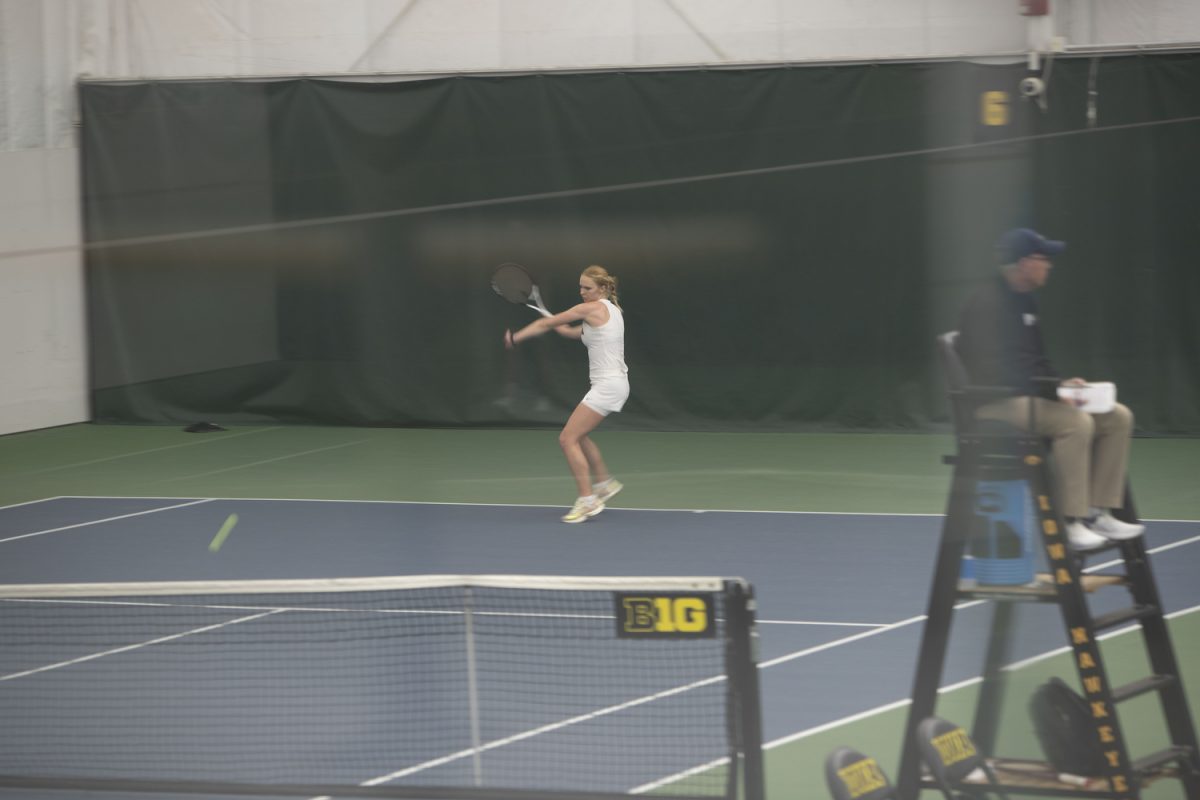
left=576, top=434, right=604, bottom=484
left=568, top=377, right=628, bottom=512
left=581, top=435, right=623, bottom=502
left=559, top=404, right=607, bottom=522
left=579, top=435, right=608, bottom=484
left=561, top=404, right=605, bottom=495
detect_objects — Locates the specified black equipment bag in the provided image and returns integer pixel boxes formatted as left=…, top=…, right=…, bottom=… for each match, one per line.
left=1028, top=677, right=1107, bottom=776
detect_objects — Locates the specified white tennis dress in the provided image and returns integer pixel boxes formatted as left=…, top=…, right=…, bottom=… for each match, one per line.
left=580, top=298, right=629, bottom=416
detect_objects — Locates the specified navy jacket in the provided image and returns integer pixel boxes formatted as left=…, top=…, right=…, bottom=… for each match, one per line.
left=956, top=276, right=1059, bottom=398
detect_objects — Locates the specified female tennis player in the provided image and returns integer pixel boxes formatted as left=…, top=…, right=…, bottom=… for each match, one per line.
left=505, top=265, right=627, bottom=523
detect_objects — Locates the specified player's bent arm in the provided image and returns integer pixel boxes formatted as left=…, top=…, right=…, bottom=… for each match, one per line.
left=511, top=303, right=594, bottom=344
left=554, top=324, right=583, bottom=340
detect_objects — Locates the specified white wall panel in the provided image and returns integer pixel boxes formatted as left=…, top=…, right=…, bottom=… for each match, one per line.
left=503, top=1, right=635, bottom=68
left=0, top=148, right=86, bottom=435
left=0, top=253, right=88, bottom=436
left=364, top=0, right=503, bottom=73
left=1056, top=0, right=1200, bottom=48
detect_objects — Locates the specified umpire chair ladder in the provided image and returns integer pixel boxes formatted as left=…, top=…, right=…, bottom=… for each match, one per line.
left=893, top=332, right=1200, bottom=799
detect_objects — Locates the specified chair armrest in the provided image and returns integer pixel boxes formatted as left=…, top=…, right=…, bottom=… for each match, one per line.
left=957, top=385, right=1021, bottom=398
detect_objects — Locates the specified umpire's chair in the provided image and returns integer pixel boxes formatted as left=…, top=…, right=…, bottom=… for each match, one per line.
left=935, top=331, right=972, bottom=430
left=900, top=331, right=1199, bottom=799
left=937, top=329, right=1138, bottom=518
left=936, top=330, right=1026, bottom=436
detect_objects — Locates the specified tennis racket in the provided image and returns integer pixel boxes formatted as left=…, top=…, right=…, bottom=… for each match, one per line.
left=989, top=759, right=1099, bottom=789
left=491, top=263, right=551, bottom=318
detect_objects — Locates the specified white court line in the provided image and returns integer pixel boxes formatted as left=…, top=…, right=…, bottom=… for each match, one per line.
left=42, top=495, right=1200, bottom=522
left=0, top=608, right=285, bottom=681
left=758, top=614, right=929, bottom=669
left=631, top=755, right=731, bottom=794
left=758, top=603, right=1200, bottom=755
left=759, top=601, right=988, bottom=670
left=357, top=671, right=729, bottom=788
left=0, top=498, right=215, bottom=544
left=47, top=494, right=949, bottom=517
left=150, top=440, right=371, bottom=482
left=9, top=427, right=282, bottom=477
left=1107, top=532, right=1200, bottom=557
left=1000, top=602, right=1200, bottom=675
left=445, top=467, right=941, bottom=484
left=0, top=496, right=66, bottom=511
left=760, top=619, right=889, bottom=628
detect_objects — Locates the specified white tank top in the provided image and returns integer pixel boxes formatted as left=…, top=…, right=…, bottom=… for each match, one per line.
left=581, top=299, right=627, bottom=381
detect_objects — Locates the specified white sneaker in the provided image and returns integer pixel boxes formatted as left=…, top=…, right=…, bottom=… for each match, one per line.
left=594, top=479, right=623, bottom=503
left=1089, top=511, right=1145, bottom=541
left=1066, top=521, right=1109, bottom=551
left=561, top=496, right=605, bottom=524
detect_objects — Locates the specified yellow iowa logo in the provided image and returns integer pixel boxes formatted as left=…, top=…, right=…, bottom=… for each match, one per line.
left=931, top=728, right=976, bottom=767
left=837, top=757, right=888, bottom=798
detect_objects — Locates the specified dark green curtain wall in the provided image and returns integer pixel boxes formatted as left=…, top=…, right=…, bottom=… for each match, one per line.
left=81, top=55, right=1200, bottom=432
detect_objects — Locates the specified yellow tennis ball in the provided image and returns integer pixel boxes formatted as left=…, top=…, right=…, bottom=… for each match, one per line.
left=208, top=513, right=239, bottom=552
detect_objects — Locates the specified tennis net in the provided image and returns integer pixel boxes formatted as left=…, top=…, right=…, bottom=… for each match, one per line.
left=0, top=574, right=763, bottom=800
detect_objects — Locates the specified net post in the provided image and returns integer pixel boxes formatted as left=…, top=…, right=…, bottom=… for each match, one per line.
left=463, top=586, right=484, bottom=785
left=723, top=579, right=765, bottom=800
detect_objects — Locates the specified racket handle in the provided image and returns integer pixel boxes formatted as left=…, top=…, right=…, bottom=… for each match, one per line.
left=527, top=303, right=552, bottom=318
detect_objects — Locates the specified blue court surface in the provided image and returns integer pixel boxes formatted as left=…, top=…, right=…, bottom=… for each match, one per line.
left=1, top=496, right=1198, bottom=795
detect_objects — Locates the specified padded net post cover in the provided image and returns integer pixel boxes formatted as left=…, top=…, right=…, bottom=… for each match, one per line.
left=916, top=717, right=985, bottom=785
left=824, top=746, right=896, bottom=800
left=0, top=574, right=758, bottom=800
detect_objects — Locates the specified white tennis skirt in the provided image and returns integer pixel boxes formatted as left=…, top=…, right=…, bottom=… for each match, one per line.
left=581, top=375, right=630, bottom=416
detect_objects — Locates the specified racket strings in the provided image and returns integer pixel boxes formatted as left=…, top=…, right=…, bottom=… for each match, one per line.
left=491, top=263, right=534, bottom=304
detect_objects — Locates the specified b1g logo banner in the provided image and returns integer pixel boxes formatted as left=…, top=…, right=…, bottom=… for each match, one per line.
left=615, top=593, right=715, bottom=638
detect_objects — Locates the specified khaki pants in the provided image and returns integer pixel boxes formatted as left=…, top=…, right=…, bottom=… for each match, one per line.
left=975, top=398, right=1134, bottom=519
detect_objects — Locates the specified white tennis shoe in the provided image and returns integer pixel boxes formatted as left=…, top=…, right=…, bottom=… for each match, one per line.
left=1066, top=521, right=1109, bottom=551
left=1089, top=511, right=1145, bottom=541
left=594, top=479, right=623, bottom=503
left=562, top=496, right=605, bottom=524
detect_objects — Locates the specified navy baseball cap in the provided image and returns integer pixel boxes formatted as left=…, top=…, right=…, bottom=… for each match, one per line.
left=997, top=228, right=1066, bottom=262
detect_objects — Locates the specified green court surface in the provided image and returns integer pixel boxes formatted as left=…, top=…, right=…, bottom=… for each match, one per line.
left=2, top=424, right=1198, bottom=519
left=2, top=423, right=1198, bottom=800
